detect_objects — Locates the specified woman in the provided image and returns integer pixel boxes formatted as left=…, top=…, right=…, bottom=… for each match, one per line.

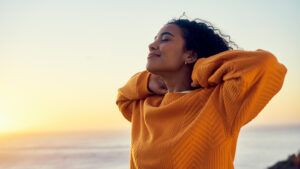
left=116, top=18, right=287, bottom=169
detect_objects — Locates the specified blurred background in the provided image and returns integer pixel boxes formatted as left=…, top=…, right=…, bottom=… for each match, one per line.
left=0, top=0, right=299, bottom=168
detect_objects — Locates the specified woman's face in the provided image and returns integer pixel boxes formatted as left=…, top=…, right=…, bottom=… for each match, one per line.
left=146, top=24, right=188, bottom=75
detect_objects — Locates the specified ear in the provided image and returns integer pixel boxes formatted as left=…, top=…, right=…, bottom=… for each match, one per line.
left=184, top=50, right=197, bottom=64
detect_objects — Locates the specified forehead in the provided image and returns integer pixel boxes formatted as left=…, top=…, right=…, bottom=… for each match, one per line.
left=155, top=24, right=182, bottom=38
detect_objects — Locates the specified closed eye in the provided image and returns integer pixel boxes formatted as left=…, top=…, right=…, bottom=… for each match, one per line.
left=154, top=31, right=175, bottom=42
left=160, top=38, right=170, bottom=42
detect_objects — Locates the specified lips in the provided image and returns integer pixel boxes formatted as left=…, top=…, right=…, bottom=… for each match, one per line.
left=148, top=53, right=161, bottom=58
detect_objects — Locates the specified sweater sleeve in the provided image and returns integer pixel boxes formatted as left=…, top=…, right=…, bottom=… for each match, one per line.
left=191, top=49, right=287, bottom=134
left=116, top=70, right=153, bottom=122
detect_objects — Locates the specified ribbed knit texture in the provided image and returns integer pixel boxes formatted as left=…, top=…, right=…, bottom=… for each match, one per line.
left=116, top=49, right=287, bottom=169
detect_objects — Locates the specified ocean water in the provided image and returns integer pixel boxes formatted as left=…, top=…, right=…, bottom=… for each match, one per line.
left=0, top=125, right=299, bottom=169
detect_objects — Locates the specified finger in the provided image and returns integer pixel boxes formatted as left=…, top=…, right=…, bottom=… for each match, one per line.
left=158, top=88, right=168, bottom=95
left=191, top=81, right=199, bottom=87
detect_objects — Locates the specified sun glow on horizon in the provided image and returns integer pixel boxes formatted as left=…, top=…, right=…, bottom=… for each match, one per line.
left=0, top=111, right=20, bottom=134
left=0, top=114, right=10, bottom=133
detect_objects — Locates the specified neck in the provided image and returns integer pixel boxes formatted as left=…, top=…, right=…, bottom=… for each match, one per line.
left=159, top=66, right=194, bottom=93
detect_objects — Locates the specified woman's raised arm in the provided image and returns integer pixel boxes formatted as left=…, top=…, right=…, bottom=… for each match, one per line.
left=116, top=71, right=152, bottom=122
left=191, top=49, right=288, bottom=134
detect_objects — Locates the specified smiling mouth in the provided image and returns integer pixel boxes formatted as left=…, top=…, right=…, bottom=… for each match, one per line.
left=148, top=53, right=161, bottom=58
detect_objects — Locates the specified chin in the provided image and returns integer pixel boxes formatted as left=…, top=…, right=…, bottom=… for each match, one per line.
left=146, top=64, right=161, bottom=75
left=146, top=65, right=155, bottom=73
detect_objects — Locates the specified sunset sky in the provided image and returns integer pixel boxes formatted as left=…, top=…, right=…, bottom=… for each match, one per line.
left=0, top=0, right=299, bottom=135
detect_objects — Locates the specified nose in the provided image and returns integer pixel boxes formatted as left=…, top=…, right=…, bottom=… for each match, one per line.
left=148, top=40, right=159, bottom=51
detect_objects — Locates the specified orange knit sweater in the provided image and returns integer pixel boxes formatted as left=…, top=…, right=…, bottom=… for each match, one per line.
left=116, top=49, right=287, bottom=169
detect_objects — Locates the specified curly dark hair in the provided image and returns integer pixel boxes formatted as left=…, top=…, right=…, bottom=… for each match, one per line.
left=167, top=14, right=240, bottom=58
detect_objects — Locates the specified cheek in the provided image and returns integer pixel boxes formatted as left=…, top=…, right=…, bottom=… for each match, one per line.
left=160, top=44, right=183, bottom=57
left=161, top=44, right=184, bottom=61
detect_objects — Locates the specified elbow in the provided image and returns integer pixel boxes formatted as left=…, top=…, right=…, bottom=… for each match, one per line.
left=257, top=50, right=277, bottom=65
left=257, top=50, right=287, bottom=73
left=116, top=102, right=133, bottom=122
left=257, top=50, right=288, bottom=84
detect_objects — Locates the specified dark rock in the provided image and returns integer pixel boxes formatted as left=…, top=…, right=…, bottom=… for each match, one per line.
left=267, top=151, right=300, bottom=169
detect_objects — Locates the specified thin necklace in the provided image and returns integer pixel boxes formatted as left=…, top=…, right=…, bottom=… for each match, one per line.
left=168, top=90, right=193, bottom=93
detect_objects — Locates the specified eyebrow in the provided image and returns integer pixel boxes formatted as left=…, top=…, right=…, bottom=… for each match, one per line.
left=154, top=32, right=175, bottom=40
